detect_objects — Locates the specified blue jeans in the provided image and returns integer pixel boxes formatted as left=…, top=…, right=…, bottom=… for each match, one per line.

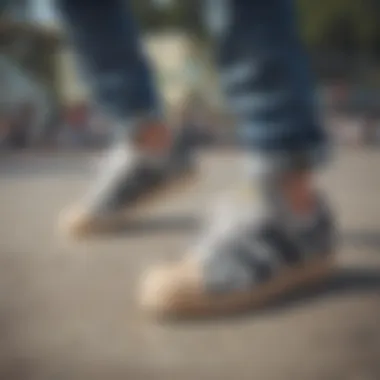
left=57, top=0, right=327, bottom=170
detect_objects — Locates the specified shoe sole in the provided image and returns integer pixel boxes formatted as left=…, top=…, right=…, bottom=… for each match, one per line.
left=141, top=256, right=334, bottom=319
left=60, top=168, right=198, bottom=238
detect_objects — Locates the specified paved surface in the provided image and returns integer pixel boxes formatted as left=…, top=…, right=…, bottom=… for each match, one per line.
left=0, top=148, right=379, bottom=380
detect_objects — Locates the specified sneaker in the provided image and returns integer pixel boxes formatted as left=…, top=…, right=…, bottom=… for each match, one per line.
left=59, top=126, right=197, bottom=237
left=139, top=183, right=336, bottom=319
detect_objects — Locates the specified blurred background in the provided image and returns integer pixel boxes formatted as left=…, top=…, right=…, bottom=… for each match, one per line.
left=0, top=3, right=379, bottom=379
left=1, top=0, right=380, bottom=150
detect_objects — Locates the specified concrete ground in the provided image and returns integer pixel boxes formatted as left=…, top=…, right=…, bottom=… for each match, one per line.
left=0, top=148, right=379, bottom=380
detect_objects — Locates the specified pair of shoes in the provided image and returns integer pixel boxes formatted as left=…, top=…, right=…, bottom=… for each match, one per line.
left=59, top=130, right=336, bottom=320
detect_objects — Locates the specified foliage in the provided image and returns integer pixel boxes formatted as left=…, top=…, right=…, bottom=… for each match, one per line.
left=297, top=0, right=378, bottom=52
left=131, top=0, right=380, bottom=56
left=131, top=0, right=205, bottom=40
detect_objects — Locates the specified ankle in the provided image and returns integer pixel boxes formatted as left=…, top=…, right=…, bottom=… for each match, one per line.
left=134, top=121, right=172, bottom=155
left=279, top=171, right=316, bottom=215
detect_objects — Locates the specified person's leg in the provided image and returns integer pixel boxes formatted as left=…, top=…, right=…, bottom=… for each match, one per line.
left=212, top=0, right=327, bottom=169
left=57, top=0, right=196, bottom=237
left=140, top=0, right=335, bottom=318
left=57, top=0, right=159, bottom=134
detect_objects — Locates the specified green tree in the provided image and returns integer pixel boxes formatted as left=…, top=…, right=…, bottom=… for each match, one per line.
left=297, top=0, right=377, bottom=53
left=131, top=0, right=205, bottom=41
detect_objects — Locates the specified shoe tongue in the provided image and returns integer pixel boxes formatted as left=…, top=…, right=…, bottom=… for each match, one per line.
left=104, top=142, right=140, bottom=171
left=203, top=182, right=267, bottom=238
left=193, top=184, right=268, bottom=261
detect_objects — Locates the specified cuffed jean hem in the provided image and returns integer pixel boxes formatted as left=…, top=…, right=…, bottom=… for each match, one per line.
left=244, top=141, right=331, bottom=178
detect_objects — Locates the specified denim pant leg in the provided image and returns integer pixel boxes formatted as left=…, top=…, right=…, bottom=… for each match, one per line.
left=206, top=0, right=328, bottom=171
left=57, top=0, right=160, bottom=135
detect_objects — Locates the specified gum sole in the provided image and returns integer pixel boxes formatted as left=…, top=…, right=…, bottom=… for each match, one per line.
left=59, top=169, right=198, bottom=238
left=140, top=256, right=334, bottom=320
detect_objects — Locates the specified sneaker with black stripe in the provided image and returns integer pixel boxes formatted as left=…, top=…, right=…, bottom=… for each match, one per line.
left=139, top=183, right=336, bottom=319
left=59, top=125, right=197, bottom=238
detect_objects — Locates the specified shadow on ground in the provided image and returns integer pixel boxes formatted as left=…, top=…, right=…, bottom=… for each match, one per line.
left=266, top=267, right=380, bottom=311
left=342, top=229, right=380, bottom=252
left=84, top=214, right=200, bottom=239
left=168, top=267, right=380, bottom=324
